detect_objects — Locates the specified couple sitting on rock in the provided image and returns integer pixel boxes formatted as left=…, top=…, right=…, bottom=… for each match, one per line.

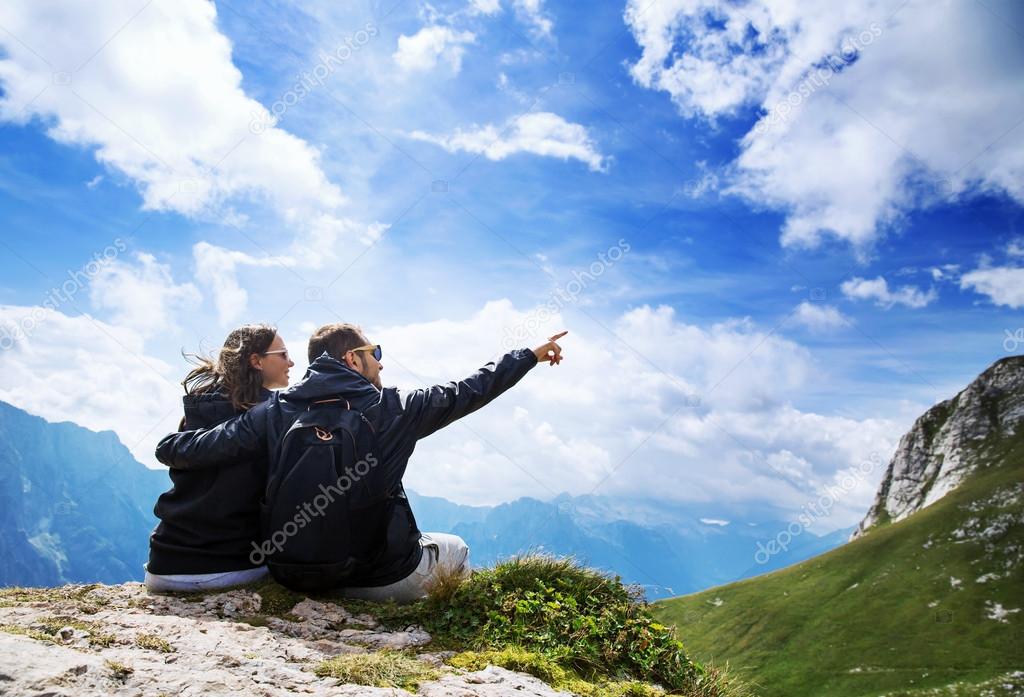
left=145, top=322, right=566, bottom=602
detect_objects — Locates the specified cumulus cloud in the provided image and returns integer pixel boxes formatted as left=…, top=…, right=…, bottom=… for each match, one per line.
left=89, top=253, right=201, bottom=336
left=624, top=0, right=1024, bottom=251
left=393, top=26, right=476, bottom=73
left=192, top=242, right=295, bottom=324
left=0, top=0, right=347, bottom=219
left=790, top=301, right=849, bottom=331
left=840, top=276, right=937, bottom=309
left=408, top=112, right=608, bottom=172
left=0, top=305, right=181, bottom=467
left=364, top=299, right=901, bottom=528
left=0, top=0, right=381, bottom=317
left=959, top=266, right=1024, bottom=309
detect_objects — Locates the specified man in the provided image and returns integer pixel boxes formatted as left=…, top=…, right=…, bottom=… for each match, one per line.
left=155, top=323, right=567, bottom=602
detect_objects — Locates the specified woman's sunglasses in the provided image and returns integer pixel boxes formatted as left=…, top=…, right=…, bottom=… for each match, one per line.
left=262, top=348, right=290, bottom=361
left=350, top=344, right=383, bottom=361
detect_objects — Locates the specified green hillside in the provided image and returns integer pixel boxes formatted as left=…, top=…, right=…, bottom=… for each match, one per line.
left=652, top=428, right=1024, bottom=697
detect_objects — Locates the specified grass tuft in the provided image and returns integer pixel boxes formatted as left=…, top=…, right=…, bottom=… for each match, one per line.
left=313, top=650, right=439, bottom=690
left=135, top=633, right=174, bottom=652
left=342, top=554, right=741, bottom=695
left=104, top=659, right=133, bottom=681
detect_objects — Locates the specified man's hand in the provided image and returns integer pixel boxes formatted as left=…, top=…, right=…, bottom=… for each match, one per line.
left=533, top=330, right=568, bottom=366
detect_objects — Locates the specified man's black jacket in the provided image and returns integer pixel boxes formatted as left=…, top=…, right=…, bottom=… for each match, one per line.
left=148, top=387, right=270, bottom=575
left=155, top=347, right=538, bottom=586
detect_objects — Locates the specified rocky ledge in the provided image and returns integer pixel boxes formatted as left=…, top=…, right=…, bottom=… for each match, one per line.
left=0, top=582, right=572, bottom=696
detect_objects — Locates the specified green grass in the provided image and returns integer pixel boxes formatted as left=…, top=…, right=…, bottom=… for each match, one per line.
left=883, top=670, right=1024, bottom=696
left=449, top=647, right=671, bottom=696
left=652, top=430, right=1024, bottom=697
left=314, top=650, right=439, bottom=690
left=338, top=554, right=750, bottom=695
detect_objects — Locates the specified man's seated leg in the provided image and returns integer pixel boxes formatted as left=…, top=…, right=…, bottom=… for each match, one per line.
left=343, top=532, right=470, bottom=603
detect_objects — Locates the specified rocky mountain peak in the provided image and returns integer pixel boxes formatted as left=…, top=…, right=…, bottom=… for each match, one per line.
left=852, top=355, right=1024, bottom=539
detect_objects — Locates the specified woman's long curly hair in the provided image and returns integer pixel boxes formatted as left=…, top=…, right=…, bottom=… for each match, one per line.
left=181, top=324, right=278, bottom=412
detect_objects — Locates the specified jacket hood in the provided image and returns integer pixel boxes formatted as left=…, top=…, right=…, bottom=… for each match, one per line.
left=182, top=386, right=272, bottom=426
left=281, top=352, right=382, bottom=412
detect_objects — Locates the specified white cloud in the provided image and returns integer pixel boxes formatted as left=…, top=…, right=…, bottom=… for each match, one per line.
left=363, top=299, right=901, bottom=528
left=511, top=0, right=554, bottom=38
left=1007, top=238, right=1024, bottom=258
left=0, top=0, right=382, bottom=316
left=840, top=276, right=937, bottom=309
left=0, top=0, right=346, bottom=220
left=929, top=264, right=960, bottom=281
left=959, top=265, right=1024, bottom=309
left=624, top=0, right=1024, bottom=251
left=0, top=305, right=181, bottom=467
left=192, top=242, right=294, bottom=324
left=700, top=518, right=730, bottom=526
left=408, top=112, right=608, bottom=172
left=89, top=253, right=201, bottom=336
left=790, top=301, right=849, bottom=331
left=468, top=0, right=502, bottom=16
left=393, top=26, right=476, bottom=73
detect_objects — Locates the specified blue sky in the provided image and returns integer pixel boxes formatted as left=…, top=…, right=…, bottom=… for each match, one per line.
left=1, top=0, right=1022, bottom=533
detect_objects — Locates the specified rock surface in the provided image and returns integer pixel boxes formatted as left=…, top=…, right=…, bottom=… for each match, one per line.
left=0, top=582, right=573, bottom=696
left=853, top=355, right=1024, bottom=539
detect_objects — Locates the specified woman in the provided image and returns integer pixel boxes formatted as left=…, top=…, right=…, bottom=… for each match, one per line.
left=144, top=324, right=294, bottom=592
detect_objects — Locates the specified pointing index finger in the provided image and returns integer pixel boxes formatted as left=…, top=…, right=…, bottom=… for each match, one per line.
left=548, top=330, right=568, bottom=342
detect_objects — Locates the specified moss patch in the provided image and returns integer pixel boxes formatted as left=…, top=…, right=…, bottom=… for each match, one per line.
left=248, top=578, right=305, bottom=617
left=449, top=647, right=669, bottom=696
left=3, top=615, right=116, bottom=648
left=314, top=650, right=439, bottom=690
left=0, top=584, right=104, bottom=613
left=135, top=633, right=174, bottom=653
left=104, top=659, right=133, bottom=681
left=0, top=623, right=53, bottom=642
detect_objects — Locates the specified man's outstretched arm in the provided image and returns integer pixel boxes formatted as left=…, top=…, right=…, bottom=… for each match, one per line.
left=155, top=401, right=269, bottom=469
left=402, top=331, right=567, bottom=441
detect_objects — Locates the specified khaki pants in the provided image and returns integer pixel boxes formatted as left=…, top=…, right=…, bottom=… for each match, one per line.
left=342, top=532, right=470, bottom=603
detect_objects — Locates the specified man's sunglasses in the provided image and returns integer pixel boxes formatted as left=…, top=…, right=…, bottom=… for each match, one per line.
left=350, top=344, right=383, bottom=361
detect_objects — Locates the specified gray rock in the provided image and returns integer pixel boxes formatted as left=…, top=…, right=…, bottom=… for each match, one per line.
left=0, top=583, right=572, bottom=696
left=853, top=356, right=1024, bottom=539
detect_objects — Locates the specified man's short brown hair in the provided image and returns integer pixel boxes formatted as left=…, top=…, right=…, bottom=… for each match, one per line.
left=307, top=322, right=366, bottom=363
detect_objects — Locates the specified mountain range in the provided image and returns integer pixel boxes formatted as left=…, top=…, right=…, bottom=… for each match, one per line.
left=0, top=400, right=849, bottom=598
